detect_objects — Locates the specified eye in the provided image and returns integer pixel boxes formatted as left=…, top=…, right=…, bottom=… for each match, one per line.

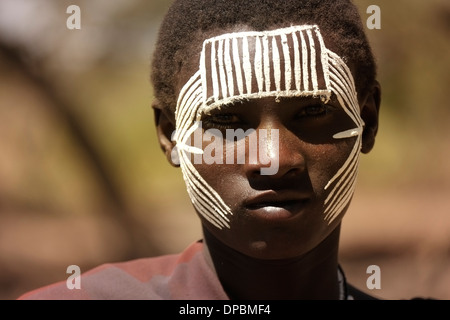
left=296, top=104, right=334, bottom=119
left=201, top=113, right=243, bottom=130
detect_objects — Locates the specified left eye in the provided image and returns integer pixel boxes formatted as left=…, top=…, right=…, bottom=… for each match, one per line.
left=210, top=114, right=240, bottom=124
left=201, top=113, right=243, bottom=129
left=297, top=104, right=331, bottom=118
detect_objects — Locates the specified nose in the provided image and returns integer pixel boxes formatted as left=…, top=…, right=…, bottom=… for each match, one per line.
left=243, top=120, right=306, bottom=180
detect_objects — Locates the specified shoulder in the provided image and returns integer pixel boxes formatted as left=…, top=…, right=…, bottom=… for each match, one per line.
left=18, top=241, right=208, bottom=300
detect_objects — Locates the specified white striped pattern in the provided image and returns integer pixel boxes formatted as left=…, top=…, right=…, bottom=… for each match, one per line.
left=174, top=70, right=233, bottom=229
left=323, top=51, right=364, bottom=224
left=199, top=25, right=332, bottom=114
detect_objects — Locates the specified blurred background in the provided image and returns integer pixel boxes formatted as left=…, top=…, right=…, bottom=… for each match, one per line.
left=0, top=0, right=449, bottom=300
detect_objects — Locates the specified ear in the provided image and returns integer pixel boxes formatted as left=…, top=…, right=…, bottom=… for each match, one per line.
left=152, top=100, right=179, bottom=167
left=360, top=81, right=381, bottom=154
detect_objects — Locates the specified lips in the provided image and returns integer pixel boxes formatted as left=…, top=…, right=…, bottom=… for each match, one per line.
left=243, top=191, right=310, bottom=220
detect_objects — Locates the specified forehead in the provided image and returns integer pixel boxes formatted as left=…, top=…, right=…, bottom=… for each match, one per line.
left=176, top=25, right=348, bottom=115
left=177, top=24, right=343, bottom=87
left=207, top=26, right=331, bottom=108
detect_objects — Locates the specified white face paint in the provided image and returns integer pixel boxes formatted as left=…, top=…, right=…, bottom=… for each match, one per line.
left=173, top=25, right=364, bottom=229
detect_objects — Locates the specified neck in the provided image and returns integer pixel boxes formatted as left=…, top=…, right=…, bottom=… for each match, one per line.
left=203, top=225, right=342, bottom=300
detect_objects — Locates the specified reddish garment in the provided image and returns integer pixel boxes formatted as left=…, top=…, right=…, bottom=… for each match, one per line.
left=18, top=241, right=229, bottom=300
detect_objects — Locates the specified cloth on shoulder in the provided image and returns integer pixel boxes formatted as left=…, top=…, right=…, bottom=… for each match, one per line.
left=18, top=241, right=228, bottom=300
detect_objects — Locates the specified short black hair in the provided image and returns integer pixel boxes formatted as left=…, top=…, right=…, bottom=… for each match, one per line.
left=151, top=0, right=377, bottom=113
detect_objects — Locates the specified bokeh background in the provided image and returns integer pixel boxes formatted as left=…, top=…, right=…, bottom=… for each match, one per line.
left=0, top=0, right=449, bottom=300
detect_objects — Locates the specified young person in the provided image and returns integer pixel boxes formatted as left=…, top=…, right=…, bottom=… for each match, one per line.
left=19, top=0, right=383, bottom=300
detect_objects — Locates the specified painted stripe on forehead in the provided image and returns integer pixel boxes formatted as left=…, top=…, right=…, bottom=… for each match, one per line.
left=200, top=25, right=332, bottom=113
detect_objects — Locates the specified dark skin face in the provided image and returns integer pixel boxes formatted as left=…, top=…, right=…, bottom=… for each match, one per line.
left=153, top=25, right=381, bottom=299
left=195, top=94, right=357, bottom=260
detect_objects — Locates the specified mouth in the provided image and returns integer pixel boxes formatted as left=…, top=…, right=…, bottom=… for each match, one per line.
left=244, top=192, right=311, bottom=220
